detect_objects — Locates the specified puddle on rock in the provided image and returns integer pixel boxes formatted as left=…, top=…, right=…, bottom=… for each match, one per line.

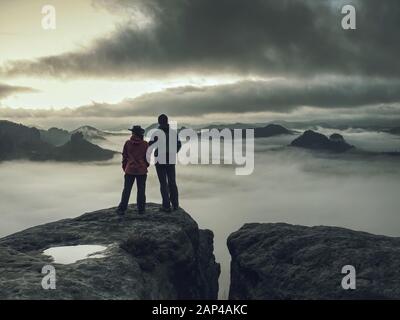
left=43, top=245, right=108, bottom=264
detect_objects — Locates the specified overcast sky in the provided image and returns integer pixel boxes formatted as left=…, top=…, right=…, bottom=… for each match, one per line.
left=0, top=0, right=399, bottom=128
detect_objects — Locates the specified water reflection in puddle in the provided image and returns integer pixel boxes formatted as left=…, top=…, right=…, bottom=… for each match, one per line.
left=43, top=245, right=108, bottom=264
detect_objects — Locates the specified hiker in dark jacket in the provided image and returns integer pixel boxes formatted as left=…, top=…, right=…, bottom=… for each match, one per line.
left=149, top=114, right=181, bottom=212
left=117, top=125, right=149, bottom=216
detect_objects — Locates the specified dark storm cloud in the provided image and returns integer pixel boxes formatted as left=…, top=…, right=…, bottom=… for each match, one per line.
left=0, top=77, right=400, bottom=129
left=0, top=83, right=37, bottom=99
left=3, top=78, right=398, bottom=118
left=73, top=78, right=400, bottom=117
left=2, top=0, right=400, bottom=78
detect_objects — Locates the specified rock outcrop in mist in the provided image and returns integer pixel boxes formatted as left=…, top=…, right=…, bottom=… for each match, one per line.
left=291, top=130, right=354, bottom=152
left=48, top=132, right=115, bottom=161
left=228, top=223, right=400, bottom=300
left=0, top=204, right=220, bottom=299
left=387, top=127, right=400, bottom=136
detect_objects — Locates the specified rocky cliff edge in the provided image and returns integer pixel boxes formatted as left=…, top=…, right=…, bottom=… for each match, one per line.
left=0, top=203, right=220, bottom=299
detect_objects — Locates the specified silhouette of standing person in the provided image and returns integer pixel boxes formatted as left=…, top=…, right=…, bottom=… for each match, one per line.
left=149, top=114, right=181, bottom=212
left=117, top=125, right=149, bottom=216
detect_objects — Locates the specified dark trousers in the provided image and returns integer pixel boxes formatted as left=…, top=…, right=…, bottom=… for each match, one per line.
left=118, top=174, right=147, bottom=212
left=155, top=164, right=179, bottom=209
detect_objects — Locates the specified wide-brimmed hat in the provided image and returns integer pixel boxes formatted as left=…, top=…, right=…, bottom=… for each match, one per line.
left=128, top=125, right=145, bottom=136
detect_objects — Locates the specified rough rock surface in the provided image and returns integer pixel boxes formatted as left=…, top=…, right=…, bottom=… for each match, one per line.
left=228, top=223, right=400, bottom=300
left=0, top=203, right=220, bottom=299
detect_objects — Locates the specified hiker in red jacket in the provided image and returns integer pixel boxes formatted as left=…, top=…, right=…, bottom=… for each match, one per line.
left=117, top=125, right=149, bottom=216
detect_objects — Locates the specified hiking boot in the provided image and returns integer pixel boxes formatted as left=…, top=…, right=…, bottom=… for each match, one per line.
left=159, top=207, right=171, bottom=213
left=172, top=206, right=180, bottom=211
left=116, top=208, right=126, bottom=216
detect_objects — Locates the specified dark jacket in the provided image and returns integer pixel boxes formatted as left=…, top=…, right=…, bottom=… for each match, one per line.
left=149, top=125, right=181, bottom=165
left=122, top=135, right=149, bottom=175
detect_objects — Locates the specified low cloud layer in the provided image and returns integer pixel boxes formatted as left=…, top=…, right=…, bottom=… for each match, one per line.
left=2, top=0, right=400, bottom=79
left=1, top=133, right=400, bottom=296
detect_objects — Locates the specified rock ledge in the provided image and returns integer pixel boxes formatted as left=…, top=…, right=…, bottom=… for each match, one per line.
left=228, top=223, right=400, bottom=299
left=0, top=203, right=220, bottom=300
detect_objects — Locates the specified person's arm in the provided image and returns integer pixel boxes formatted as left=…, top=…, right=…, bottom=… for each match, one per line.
left=144, top=143, right=150, bottom=167
left=177, top=137, right=182, bottom=153
left=148, top=135, right=158, bottom=146
left=177, top=132, right=182, bottom=153
left=122, top=142, right=128, bottom=171
left=147, top=132, right=158, bottom=160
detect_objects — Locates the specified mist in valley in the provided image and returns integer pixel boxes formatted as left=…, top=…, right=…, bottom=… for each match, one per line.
left=1, top=129, right=400, bottom=298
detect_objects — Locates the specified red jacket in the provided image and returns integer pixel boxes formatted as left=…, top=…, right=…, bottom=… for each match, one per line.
left=122, top=136, right=149, bottom=175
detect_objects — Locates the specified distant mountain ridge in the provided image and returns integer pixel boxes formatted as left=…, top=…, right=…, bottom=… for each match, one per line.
left=0, top=121, right=50, bottom=161
left=0, top=121, right=116, bottom=162
left=40, top=125, right=128, bottom=147
left=70, top=125, right=107, bottom=141
left=254, top=124, right=295, bottom=138
left=202, top=122, right=265, bottom=130
left=198, top=123, right=295, bottom=138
